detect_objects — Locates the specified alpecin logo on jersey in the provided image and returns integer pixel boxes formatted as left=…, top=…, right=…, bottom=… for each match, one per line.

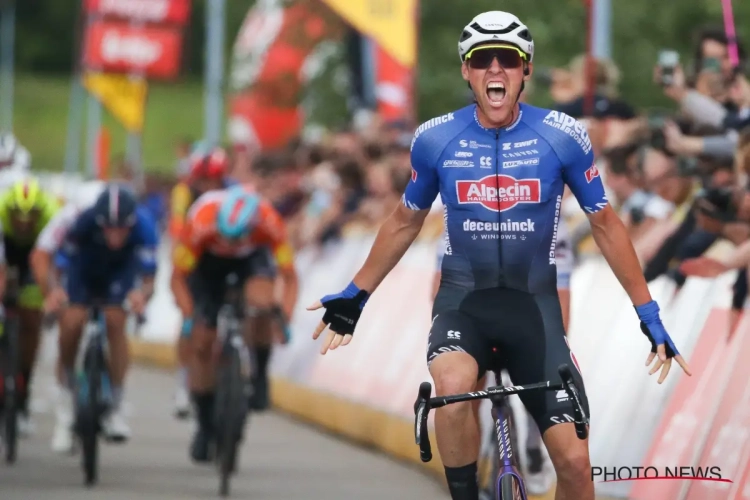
left=456, top=175, right=541, bottom=212
left=585, top=163, right=600, bottom=183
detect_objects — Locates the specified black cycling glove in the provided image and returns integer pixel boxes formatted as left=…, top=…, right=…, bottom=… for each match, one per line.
left=319, top=282, right=370, bottom=335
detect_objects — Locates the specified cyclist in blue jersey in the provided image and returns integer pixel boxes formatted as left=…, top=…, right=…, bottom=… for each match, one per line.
left=308, top=11, right=691, bottom=500
left=432, top=216, right=573, bottom=496
left=44, top=183, right=158, bottom=449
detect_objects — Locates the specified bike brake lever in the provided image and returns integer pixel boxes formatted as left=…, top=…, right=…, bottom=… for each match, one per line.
left=414, top=382, right=433, bottom=462
left=558, top=364, right=589, bottom=440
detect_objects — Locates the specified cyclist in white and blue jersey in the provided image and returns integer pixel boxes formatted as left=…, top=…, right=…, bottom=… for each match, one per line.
left=308, top=11, right=691, bottom=499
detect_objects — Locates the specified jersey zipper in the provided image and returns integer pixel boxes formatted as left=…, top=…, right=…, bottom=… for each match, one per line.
left=494, top=128, right=504, bottom=286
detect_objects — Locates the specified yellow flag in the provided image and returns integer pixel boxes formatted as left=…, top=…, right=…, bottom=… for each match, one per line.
left=83, top=72, right=148, bottom=132
left=321, top=0, right=418, bottom=68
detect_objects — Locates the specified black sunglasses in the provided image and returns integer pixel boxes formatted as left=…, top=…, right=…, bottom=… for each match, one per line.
left=465, top=44, right=527, bottom=70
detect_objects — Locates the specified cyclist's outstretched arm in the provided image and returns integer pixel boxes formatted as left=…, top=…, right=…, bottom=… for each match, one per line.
left=353, top=123, right=438, bottom=293
left=588, top=205, right=652, bottom=306
left=353, top=204, right=430, bottom=292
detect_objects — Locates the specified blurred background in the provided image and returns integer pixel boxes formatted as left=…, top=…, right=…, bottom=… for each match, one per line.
left=2, top=0, right=750, bottom=499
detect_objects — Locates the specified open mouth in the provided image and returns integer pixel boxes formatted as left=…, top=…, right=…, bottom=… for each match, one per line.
left=486, top=81, right=506, bottom=107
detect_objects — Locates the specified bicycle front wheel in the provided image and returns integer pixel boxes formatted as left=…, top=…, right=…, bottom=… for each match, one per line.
left=499, top=474, right=525, bottom=500
left=216, top=347, right=247, bottom=497
left=3, top=317, right=19, bottom=464
left=81, top=345, right=102, bottom=486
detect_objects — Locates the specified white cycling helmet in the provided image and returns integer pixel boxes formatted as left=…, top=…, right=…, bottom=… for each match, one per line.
left=0, top=133, right=30, bottom=171
left=458, top=11, right=534, bottom=63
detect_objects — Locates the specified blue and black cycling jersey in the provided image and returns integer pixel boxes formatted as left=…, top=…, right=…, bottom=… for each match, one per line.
left=56, top=206, right=159, bottom=277
left=404, top=103, right=607, bottom=294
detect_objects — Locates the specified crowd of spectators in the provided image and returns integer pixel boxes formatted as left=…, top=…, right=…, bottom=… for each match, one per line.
left=552, top=26, right=750, bottom=334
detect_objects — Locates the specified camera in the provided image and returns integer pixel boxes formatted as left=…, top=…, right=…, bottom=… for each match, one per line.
left=658, top=49, right=680, bottom=86
left=695, top=186, right=739, bottom=222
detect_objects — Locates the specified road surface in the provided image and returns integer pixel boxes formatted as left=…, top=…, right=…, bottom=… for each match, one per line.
left=0, top=337, right=449, bottom=499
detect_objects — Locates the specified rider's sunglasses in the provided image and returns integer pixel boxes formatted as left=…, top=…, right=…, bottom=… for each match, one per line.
left=465, top=44, right=527, bottom=70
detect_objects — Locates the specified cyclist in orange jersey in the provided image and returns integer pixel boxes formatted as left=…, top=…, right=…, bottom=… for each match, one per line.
left=171, top=184, right=298, bottom=462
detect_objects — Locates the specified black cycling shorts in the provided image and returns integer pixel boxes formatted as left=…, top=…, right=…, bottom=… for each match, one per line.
left=429, top=285, right=589, bottom=436
left=189, top=248, right=277, bottom=328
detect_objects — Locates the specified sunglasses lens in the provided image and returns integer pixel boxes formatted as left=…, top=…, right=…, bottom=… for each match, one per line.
left=468, top=48, right=523, bottom=69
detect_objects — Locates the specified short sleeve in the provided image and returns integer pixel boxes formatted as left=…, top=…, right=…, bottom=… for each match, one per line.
left=402, top=131, right=439, bottom=211
left=549, top=114, right=608, bottom=214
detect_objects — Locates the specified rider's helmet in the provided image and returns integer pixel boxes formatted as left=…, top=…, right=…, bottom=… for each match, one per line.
left=217, top=186, right=260, bottom=240
left=92, top=183, right=138, bottom=228
left=7, top=177, right=43, bottom=216
left=457, top=11, right=534, bottom=63
left=188, top=147, right=229, bottom=182
left=0, top=133, right=30, bottom=170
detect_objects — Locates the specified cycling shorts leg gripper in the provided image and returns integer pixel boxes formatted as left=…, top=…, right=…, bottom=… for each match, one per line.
left=523, top=293, right=589, bottom=436
left=426, top=310, right=491, bottom=378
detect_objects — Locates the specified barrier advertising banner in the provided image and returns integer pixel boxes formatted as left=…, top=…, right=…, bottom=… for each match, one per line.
left=82, top=21, right=183, bottom=80
left=84, top=0, right=191, bottom=26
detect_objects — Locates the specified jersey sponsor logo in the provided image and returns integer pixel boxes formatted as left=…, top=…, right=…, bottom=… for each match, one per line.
left=454, top=151, right=473, bottom=158
left=504, top=138, right=538, bottom=149
left=542, top=110, right=592, bottom=154
left=411, top=168, right=417, bottom=182
left=459, top=139, right=492, bottom=149
left=456, top=175, right=541, bottom=212
left=502, top=149, right=538, bottom=158
left=503, top=158, right=539, bottom=168
left=443, top=159, right=474, bottom=168
left=585, top=163, right=600, bottom=183
left=411, top=112, right=455, bottom=150
left=479, top=156, right=492, bottom=168
left=463, top=218, right=535, bottom=240
left=549, top=195, right=562, bottom=265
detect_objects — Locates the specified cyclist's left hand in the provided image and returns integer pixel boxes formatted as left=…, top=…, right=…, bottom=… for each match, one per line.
left=636, top=300, right=692, bottom=384
left=126, top=289, right=147, bottom=315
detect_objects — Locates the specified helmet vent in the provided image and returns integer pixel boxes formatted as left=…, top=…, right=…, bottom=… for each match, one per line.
left=470, top=21, right=519, bottom=35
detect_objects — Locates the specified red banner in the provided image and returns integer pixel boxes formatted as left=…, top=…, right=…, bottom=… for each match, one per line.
left=85, top=0, right=191, bottom=26
left=375, top=45, right=414, bottom=123
left=83, top=21, right=183, bottom=80
left=228, top=0, right=344, bottom=152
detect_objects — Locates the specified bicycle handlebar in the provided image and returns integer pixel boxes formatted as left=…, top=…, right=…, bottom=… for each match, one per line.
left=413, top=363, right=589, bottom=463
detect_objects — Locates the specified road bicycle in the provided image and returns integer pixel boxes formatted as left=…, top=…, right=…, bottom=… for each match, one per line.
left=213, top=273, right=252, bottom=497
left=414, top=364, right=588, bottom=500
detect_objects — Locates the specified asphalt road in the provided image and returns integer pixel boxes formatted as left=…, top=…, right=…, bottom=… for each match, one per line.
left=0, top=336, right=449, bottom=500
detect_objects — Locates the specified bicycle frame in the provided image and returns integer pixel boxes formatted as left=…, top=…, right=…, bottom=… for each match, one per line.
left=489, top=390, right=527, bottom=499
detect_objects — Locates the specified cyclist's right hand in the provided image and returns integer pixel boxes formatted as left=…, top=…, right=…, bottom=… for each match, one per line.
left=306, top=281, right=369, bottom=355
left=44, top=287, right=68, bottom=315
